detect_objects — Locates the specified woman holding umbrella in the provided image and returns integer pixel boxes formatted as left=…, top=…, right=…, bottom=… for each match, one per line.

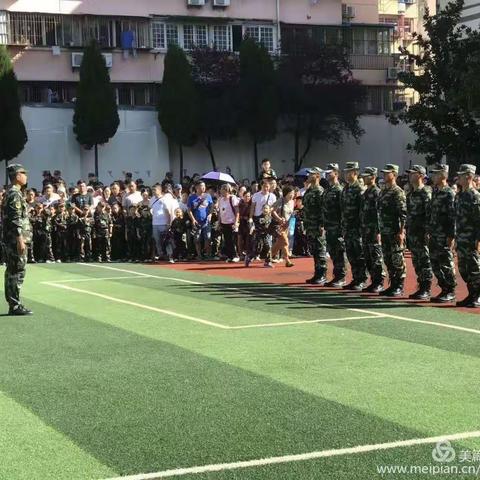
left=218, top=184, right=240, bottom=262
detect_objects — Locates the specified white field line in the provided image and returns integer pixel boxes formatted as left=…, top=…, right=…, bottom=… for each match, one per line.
left=100, top=430, right=480, bottom=480
left=69, top=264, right=480, bottom=335
left=43, top=282, right=229, bottom=330
left=41, top=276, right=147, bottom=284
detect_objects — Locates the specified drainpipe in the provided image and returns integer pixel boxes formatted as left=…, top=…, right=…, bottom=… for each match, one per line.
left=276, top=0, right=281, bottom=49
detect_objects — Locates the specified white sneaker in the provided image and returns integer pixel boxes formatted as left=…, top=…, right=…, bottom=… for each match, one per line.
left=56, top=259, right=62, bottom=263
left=231, top=257, right=240, bottom=263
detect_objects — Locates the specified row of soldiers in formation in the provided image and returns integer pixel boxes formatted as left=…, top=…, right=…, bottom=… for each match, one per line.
left=301, top=161, right=480, bottom=308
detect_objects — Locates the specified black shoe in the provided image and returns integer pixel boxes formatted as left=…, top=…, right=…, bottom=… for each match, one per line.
left=432, top=290, right=456, bottom=303
left=467, top=296, right=480, bottom=308
left=380, top=285, right=394, bottom=296
left=8, top=305, right=33, bottom=316
left=351, top=282, right=367, bottom=291
left=409, top=288, right=431, bottom=301
left=457, top=294, right=473, bottom=307
left=343, top=281, right=357, bottom=290
left=363, top=282, right=384, bottom=293
left=385, top=286, right=404, bottom=297
left=325, top=278, right=346, bottom=288
left=306, top=275, right=327, bottom=285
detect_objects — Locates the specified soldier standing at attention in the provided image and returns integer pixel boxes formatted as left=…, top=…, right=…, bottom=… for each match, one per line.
left=2, top=164, right=33, bottom=315
left=378, top=164, right=407, bottom=297
left=323, top=163, right=346, bottom=287
left=303, top=167, right=328, bottom=285
left=455, top=164, right=480, bottom=308
left=428, top=163, right=456, bottom=303
left=359, top=167, right=385, bottom=293
left=341, top=162, right=367, bottom=290
left=406, top=165, right=433, bottom=300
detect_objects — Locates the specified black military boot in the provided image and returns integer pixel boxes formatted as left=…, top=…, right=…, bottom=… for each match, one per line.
left=8, top=304, right=33, bottom=316
left=381, top=283, right=394, bottom=296
left=432, top=289, right=456, bottom=303
left=343, top=281, right=357, bottom=290
left=306, top=273, right=327, bottom=286
left=325, top=277, right=346, bottom=288
left=468, top=291, right=480, bottom=308
left=364, top=281, right=384, bottom=293
left=386, top=280, right=404, bottom=297
left=409, top=282, right=431, bottom=301
left=456, top=286, right=473, bottom=307
left=351, top=281, right=367, bottom=291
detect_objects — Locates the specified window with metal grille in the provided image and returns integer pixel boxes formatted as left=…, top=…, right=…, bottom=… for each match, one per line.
left=0, top=11, right=8, bottom=45
left=152, top=21, right=165, bottom=49
left=244, top=25, right=274, bottom=52
left=183, top=24, right=208, bottom=50
left=213, top=25, right=232, bottom=51
left=166, top=24, right=178, bottom=46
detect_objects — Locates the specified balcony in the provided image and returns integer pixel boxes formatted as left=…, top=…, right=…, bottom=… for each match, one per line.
left=350, top=54, right=395, bottom=69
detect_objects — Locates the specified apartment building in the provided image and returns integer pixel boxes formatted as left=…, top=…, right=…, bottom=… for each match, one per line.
left=0, top=0, right=422, bottom=184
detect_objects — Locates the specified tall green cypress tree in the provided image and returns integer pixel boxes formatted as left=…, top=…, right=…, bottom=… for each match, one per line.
left=73, top=41, right=119, bottom=178
left=157, top=44, right=199, bottom=180
left=0, top=46, right=28, bottom=176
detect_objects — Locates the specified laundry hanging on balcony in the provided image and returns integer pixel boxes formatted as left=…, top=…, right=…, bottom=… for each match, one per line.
left=121, top=29, right=137, bottom=59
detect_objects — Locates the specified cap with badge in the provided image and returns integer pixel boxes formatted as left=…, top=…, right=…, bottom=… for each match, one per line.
left=7, top=164, right=27, bottom=176
left=343, top=162, right=360, bottom=171
left=306, top=167, right=323, bottom=175
left=457, top=164, right=477, bottom=175
left=359, top=166, right=378, bottom=177
left=405, top=165, right=426, bottom=175
left=324, top=163, right=339, bottom=173
left=381, top=164, right=399, bottom=174
left=429, top=163, right=449, bottom=174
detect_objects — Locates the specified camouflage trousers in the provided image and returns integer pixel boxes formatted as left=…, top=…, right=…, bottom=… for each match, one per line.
left=428, top=236, right=456, bottom=290
left=381, top=233, right=406, bottom=283
left=306, top=230, right=327, bottom=276
left=457, top=241, right=480, bottom=291
left=408, top=231, right=433, bottom=286
left=325, top=228, right=346, bottom=280
left=95, top=236, right=111, bottom=261
left=344, top=229, right=367, bottom=284
left=362, top=229, right=385, bottom=284
left=4, top=242, right=27, bottom=308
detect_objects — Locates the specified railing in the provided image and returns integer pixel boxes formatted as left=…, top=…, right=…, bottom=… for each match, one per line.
left=350, top=54, right=395, bottom=69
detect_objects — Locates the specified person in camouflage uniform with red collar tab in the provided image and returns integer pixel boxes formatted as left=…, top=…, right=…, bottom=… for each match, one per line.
left=2, top=164, right=33, bottom=315
left=428, top=163, right=456, bottom=304
left=455, top=164, right=480, bottom=308
left=378, top=164, right=407, bottom=297
left=302, top=167, right=328, bottom=285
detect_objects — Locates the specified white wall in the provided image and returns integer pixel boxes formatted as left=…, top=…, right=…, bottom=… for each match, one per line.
left=5, top=106, right=424, bottom=189
left=3, top=106, right=170, bottom=188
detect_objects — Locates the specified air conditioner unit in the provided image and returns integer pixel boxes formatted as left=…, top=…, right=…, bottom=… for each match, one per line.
left=213, top=0, right=231, bottom=6
left=398, top=2, right=406, bottom=12
left=187, top=0, right=206, bottom=5
left=72, top=52, right=113, bottom=68
left=342, top=4, right=356, bottom=19
left=387, top=67, right=400, bottom=80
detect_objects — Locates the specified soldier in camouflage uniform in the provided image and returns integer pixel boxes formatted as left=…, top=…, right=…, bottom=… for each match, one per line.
left=303, top=167, right=328, bottom=285
left=406, top=165, right=433, bottom=300
left=378, top=164, right=407, bottom=297
left=455, top=164, right=480, bottom=308
left=322, top=163, right=346, bottom=287
left=428, top=163, right=456, bottom=303
left=359, top=167, right=385, bottom=292
left=2, top=164, right=33, bottom=315
left=341, top=162, right=367, bottom=290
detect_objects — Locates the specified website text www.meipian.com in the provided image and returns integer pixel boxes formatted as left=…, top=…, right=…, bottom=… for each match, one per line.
left=376, top=464, right=480, bottom=476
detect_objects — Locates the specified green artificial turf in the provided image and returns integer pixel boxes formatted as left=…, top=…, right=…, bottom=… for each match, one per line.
left=0, top=263, right=478, bottom=480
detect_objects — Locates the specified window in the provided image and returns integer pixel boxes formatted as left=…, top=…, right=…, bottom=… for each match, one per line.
left=20, top=82, right=77, bottom=104
left=352, top=28, right=365, bottom=54
left=152, top=21, right=165, bottom=49
left=244, top=25, right=275, bottom=52
left=118, top=86, right=132, bottom=106
left=213, top=25, right=232, bottom=51
left=183, top=24, right=208, bottom=50
left=359, top=87, right=395, bottom=114
left=0, top=11, right=7, bottom=45
left=166, top=23, right=178, bottom=46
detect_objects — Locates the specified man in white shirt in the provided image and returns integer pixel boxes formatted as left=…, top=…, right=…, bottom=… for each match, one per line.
left=150, top=183, right=179, bottom=263
left=39, top=184, right=60, bottom=207
left=122, top=181, right=143, bottom=209
left=250, top=180, right=277, bottom=220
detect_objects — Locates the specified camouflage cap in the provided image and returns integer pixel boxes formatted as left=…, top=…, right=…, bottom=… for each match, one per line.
left=306, top=167, right=323, bottom=175
left=381, top=164, right=399, bottom=174
left=359, top=166, right=378, bottom=177
left=7, top=164, right=27, bottom=176
left=343, top=162, right=360, bottom=171
left=324, top=163, right=340, bottom=173
left=405, top=165, right=426, bottom=175
left=457, top=164, right=477, bottom=175
left=430, top=163, right=449, bottom=174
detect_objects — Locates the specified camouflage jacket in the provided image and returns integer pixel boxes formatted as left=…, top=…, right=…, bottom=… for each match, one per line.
left=406, top=185, right=431, bottom=234
left=94, top=212, right=112, bottom=237
left=53, top=212, right=69, bottom=232
left=341, top=180, right=364, bottom=231
left=2, top=184, right=32, bottom=244
left=378, top=184, right=407, bottom=235
left=455, top=188, right=480, bottom=244
left=428, top=185, right=455, bottom=239
left=361, top=184, right=380, bottom=234
left=323, top=183, right=343, bottom=230
left=303, top=185, right=324, bottom=234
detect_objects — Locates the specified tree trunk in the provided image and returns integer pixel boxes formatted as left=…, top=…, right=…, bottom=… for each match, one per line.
left=299, top=129, right=313, bottom=168
left=179, top=143, right=184, bottom=183
left=94, top=144, right=99, bottom=179
left=253, top=137, right=259, bottom=178
left=204, top=136, right=217, bottom=171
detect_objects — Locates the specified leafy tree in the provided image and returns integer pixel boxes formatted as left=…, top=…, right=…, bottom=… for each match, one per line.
left=391, top=0, right=480, bottom=168
left=191, top=47, right=240, bottom=170
left=238, top=38, right=279, bottom=174
left=277, top=37, right=365, bottom=171
left=73, top=41, right=119, bottom=178
left=0, top=45, right=28, bottom=177
left=158, top=45, right=199, bottom=180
